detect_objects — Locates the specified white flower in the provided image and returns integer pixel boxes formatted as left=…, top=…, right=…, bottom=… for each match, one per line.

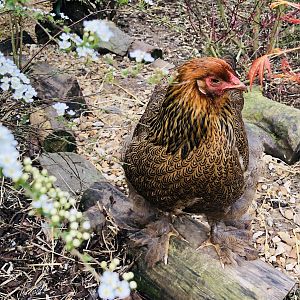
left=101, top=271, right=120, bottom=289
left=67, top=110, right=75, bottom=116
left=70, top=34, right=83, bottom=46
left=0, top=51, right=36, bottom=102
left=115, top=280, right=131, bottom=299
left=1, top=76, right=10, bottom=84
left=0, top=65, right=8, bottom=75
left=98, top=283, right=116, bottom=300
left=52, top=102, right=68, bottom=116
left=76, top=46, right=98, bottom=60
left=83, top=20, right=113, bottom=42
left=59, top=13, right=70, bottom=20
left=0, top=125, right=22, bottom=181
left=129, top=49, right=155, bottom=63
left=144, top=52, right=155, bottom=62
left=145, top=0, right=154, bottom=4
left=0, top=0, right=5, bottom=9
left=129, top=49, right=145, bottom=62
left=60, top=33, right=71, bottom=41
left=81, top=220, right=91, bottom=230
left=2, top=162, right=22, bottom=181
left=10, top=77, right=22, bottom=89
left=58, top=39, right=71, bottom=50
left=0, top=82, right=10, bottom=91
left=18, top=73, right=30, bottom=84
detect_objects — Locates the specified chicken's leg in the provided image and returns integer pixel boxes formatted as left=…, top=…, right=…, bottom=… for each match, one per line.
left=129, top=214, right=179, bottom=267
left=198, top=137, right=262, bottom=266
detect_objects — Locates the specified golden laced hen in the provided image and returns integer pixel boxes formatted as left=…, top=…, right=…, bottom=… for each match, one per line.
left=123, top=57, right=262, bottom=267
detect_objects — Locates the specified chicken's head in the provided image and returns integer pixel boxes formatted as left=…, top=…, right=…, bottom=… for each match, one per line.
left=177, top=57, right=246, bottom=98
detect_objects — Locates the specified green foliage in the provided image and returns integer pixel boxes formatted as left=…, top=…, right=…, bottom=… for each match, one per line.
left=117, top=0, right=129, bottom=5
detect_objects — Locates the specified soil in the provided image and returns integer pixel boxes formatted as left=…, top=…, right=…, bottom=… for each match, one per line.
left=0, top=0, right=299, bottom=299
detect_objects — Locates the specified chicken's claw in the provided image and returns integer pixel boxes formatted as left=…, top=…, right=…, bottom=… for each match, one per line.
left=129, top=217, right=179, bottom=268
left=197, top=222, right=258, bottom=268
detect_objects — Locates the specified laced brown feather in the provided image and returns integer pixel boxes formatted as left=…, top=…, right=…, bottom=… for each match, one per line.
left=123, top=58, right=249, bottom=214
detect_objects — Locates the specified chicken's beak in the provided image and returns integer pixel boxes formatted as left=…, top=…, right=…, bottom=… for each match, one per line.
left=225, top=73, right=247, bottom=92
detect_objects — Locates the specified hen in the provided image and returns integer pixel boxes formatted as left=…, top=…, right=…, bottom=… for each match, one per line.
left=123, top=57, right=262, bottom=267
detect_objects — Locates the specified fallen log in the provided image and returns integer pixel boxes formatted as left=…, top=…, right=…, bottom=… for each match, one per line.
left=82, top=182, right=295, bottom=300
left=38, top=152, right=295, bottom=299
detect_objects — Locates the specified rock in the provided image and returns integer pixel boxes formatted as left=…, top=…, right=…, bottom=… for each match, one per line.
left=39, top=152, right=105, bottom=195
left=128, top=40, right=163, bottom=61
left=0, top=31, right=35, bottom=55
left=97, top=21, right=133, bottom=56
left=29, top=62, right=86, bottom=114
left=29, top=106, right=76, bottom=153
left=35, top=1, right=118, bottom=44
left=243, top=87, right=300, bottom=164
left=151, top=58, right=175, bottom=71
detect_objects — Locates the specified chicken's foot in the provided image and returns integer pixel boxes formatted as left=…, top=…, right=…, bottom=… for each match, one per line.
left=197, top=221, right=258, bottom=267
left=129, top=215, right=179, bottom=268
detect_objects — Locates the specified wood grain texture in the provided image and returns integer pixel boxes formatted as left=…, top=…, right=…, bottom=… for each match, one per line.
left=82, top=182, right=295, bottom=300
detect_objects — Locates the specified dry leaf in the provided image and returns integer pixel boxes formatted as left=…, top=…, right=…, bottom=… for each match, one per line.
left=253, top=231, right=265, bottom=240
left=275, top=242, right=287, bottom=256
left=278, top=232, right=294, bottom=246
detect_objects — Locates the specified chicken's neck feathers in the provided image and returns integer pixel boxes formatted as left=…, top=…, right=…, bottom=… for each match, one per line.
left=148, top=82, right=236, bottom=159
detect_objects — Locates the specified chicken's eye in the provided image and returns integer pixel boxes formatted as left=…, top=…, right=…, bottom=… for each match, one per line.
left=211, top=78, right=221, bottom=84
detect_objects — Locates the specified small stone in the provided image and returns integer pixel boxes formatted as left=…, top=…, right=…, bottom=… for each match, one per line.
left=286, top=263, right=296, bottom=271
left=284, top=210, right=294, bottom=220
left=272, top=236, right=281, bottom=243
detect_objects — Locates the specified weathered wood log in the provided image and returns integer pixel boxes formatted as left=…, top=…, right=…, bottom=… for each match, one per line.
left=30, top=107, right=76, bottom=153
left=38, top=152, right=295, bottom=299
left=243, top=88, right=300, bottom=164
left=38, top=152, right=105, bottom=195
left=82, top=182, right=295, bottom=300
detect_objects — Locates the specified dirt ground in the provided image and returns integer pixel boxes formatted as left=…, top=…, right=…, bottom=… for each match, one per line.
left=0, top=0, right=300, bottom=299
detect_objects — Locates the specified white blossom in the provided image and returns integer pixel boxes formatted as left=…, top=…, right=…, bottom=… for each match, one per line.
left=144, top=52, right=155, bottom=62
left=0, top=124, right=22, bottom=181
left=70, top=34, right=83, bottom=46
left=60, top=32, right=71, bottom=41
left=98, top=283, right=116, bottom=300
left=67, top=109, right=75, bottom=116
left=76, top=46, right=98, bottom=60
left=52, top=102, right=69, bottom=116
left=101, top=271, right=120, bottom=289
left=129, top=49, right=145, bottom=62
left=144, top=0, right=154, bottom=4
left=129, top=49, right=155, bottom=63
left=59, top=13, right=70, bottom=20
left=58, top=39, right=71, bottom=50
left=115, top=280, right=131, bottom=299
left=0, top=51, right=36, bottom=102
left=83, top=20, right=113, bottom=42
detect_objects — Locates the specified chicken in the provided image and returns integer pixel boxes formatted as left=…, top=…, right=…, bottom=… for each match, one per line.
left=123, top=57, right=261, bottom=267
